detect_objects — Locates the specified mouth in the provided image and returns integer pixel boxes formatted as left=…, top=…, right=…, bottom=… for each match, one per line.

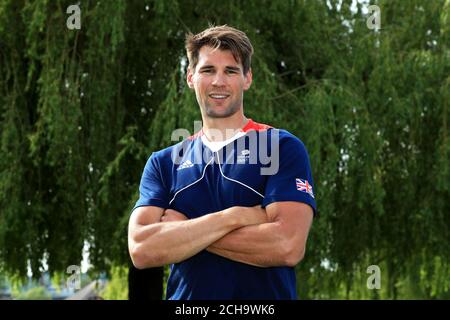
left=208, top=93, right=231, bottom=100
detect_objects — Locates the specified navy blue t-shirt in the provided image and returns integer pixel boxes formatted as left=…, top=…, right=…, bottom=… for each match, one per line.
left=133, top=119, right=316, bottom=299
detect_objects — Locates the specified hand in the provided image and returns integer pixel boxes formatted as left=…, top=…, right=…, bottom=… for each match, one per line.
left=161, top=209, right=189, bottom=222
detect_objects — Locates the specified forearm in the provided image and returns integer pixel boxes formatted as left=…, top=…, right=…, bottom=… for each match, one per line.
left=131, top=211, right=242, bottom=268
left=207, top=243, right=282, bottom=268
left=207, top=221, right=289, bottom=267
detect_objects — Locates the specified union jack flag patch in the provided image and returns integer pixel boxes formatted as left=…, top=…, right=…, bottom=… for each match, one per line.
left=296, top=178, right=314, bottom=198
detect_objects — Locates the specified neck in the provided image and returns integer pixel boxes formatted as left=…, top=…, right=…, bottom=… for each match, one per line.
left=202, top=111, right=248, bottom=142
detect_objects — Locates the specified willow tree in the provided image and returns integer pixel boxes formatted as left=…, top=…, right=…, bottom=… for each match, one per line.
left=0, top=0, right=448, bottom=299
left=0, top=0, right=177, bottom=279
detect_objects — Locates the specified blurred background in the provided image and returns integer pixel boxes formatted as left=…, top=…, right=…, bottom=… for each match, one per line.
left=0, top=0, right=449, bottom=299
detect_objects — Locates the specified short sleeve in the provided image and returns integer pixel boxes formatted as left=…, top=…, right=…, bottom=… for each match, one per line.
left=133, top=153, right=170, bottom=211
left=262, top=132, right=317, bottom=215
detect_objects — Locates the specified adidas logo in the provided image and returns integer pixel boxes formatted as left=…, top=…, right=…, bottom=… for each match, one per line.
left=177, top=160, right=194, bottom=170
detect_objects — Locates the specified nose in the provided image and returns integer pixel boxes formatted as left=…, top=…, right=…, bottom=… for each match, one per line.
left=212, top=72, right=226, bottom=87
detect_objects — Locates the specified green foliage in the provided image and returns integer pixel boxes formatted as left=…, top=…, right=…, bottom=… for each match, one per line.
left=0, top=0, right=448, bottom=299
left=100, top=265, right=128, bottom=300
left=14, top=286, right=52, bottom=300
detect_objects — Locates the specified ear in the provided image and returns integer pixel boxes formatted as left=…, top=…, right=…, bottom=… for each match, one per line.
left=243, top=68, right=253, bottom=91
left=187, top=67, right=195, bottom=89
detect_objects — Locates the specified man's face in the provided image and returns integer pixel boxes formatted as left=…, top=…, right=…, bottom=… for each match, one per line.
left=187, top=46, right=252, bottom=119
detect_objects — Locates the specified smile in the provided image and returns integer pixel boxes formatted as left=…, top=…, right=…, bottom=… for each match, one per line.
left=208, top=93, right=230, bottom=99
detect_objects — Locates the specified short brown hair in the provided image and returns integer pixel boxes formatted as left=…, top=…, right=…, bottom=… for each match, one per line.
left=185, top=25, right=254, bottom=75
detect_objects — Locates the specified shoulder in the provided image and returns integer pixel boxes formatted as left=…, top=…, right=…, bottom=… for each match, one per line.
left=247, top=120, right=304, bottom=144
left=268, top=128, right=307, bottom=149
left=262, top=128, right=311, bottom=164
left=279, top=129, right=306, bottom=147
left=247, top=120, right=309, bottom=155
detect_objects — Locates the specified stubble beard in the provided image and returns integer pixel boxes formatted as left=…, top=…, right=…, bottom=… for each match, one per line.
left=202, top=95, right=242, bottom=119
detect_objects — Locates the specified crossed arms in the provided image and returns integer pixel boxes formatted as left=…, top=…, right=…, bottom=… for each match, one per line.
left=128, top=202, right=313, bottom=269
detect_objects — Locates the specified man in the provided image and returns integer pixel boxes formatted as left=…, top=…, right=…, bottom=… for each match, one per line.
left=128, top=25, right=316, bottom=300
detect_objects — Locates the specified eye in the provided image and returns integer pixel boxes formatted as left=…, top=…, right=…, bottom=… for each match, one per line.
left=201, top=69, right=213, bottom=74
